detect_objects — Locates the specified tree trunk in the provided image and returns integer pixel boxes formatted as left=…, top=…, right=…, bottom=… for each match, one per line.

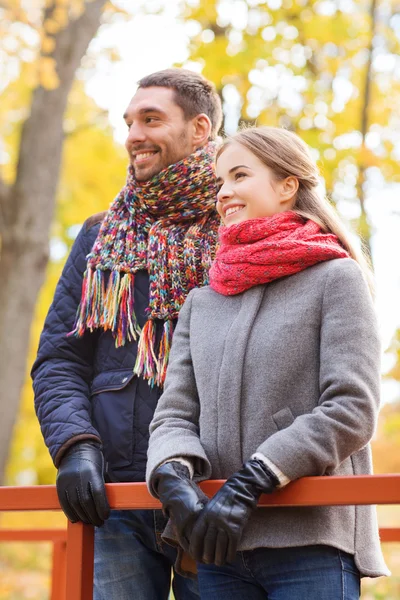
left=356, top=0, right=378, bottom=263
left=0, top=0, right=107, bottom=483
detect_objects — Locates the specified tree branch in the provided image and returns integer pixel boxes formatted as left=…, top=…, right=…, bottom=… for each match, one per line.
left=0, top=173, right=9, bottom=202
left=0, top=174, right=11, bottom=235
left=356, top=0, right=377, bottom=262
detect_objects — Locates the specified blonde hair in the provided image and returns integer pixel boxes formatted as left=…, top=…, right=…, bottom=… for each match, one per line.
left=217, top=126, right=373, bottom=292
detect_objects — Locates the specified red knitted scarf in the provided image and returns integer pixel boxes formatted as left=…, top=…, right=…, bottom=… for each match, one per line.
left=209, top=211, right=349, bottom=295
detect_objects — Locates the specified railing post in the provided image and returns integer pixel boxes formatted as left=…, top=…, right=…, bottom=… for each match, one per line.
left=51, top=540, right=67, bottom=600
left=66, top=522, right=95, bottom=600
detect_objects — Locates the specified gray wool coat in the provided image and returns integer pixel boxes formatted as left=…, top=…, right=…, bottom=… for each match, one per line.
left=146, top=258, right=389, bottom=577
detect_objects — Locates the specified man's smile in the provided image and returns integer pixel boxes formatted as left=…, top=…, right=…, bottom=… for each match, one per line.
left=132, top=150, right=159, bottom=165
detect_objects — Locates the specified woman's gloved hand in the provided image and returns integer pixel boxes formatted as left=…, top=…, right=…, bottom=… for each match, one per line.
left=189, top=458, right=279, bottom=566
left=56, top=441, right=110, bottom=527
left=153, top=461, right=209, bottom=552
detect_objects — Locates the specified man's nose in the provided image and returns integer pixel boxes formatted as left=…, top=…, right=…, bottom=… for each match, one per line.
left=125, top=122, right=146, bottom=147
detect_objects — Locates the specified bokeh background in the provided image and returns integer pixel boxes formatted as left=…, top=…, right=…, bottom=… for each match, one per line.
left=0, top=0, right=399, bottom=598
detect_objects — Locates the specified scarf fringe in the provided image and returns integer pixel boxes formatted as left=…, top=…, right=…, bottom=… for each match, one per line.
left=71, top=269, right=140, bottom=345
left=157, top=320, right=174, bottom=386
left=134, top=319, right=174, bottom=387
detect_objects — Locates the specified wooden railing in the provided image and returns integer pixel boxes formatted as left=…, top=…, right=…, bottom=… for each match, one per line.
left=0, top=529, right=67, bottom=600
left=1, top=475, right=400, bottom=600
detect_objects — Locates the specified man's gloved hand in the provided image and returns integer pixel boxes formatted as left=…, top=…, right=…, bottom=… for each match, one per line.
left=189, top=458, right=279, bottom=566
left=56, top=441, right=110, bottom=527
left=153, top=461, right=209, bottom=552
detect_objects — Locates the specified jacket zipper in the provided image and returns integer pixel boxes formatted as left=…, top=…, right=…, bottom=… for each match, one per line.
left=91, top=380, right=133, bottom=396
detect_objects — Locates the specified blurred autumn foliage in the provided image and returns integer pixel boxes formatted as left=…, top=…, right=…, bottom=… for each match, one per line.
left=0, top=0, right=119, bottom=487
left=1, top=0, right=400, bottom=598
left=184, top=0, right=400, bottom=248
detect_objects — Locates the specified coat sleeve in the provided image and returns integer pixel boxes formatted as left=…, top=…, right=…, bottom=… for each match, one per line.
left=146, top=289, right=212, bottom=495
left=31, top=222, right=101, bottom=467
left=256, top=258, right=381, bottom=481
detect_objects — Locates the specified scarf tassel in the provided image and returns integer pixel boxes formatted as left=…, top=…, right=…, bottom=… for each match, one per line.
left=157, top=320, right=174, bottom=387
left=134, top=319, right=174, bottom=387
left=70, top=268, right=101, bottom=337
left=71, top=268, right=140, bottom=345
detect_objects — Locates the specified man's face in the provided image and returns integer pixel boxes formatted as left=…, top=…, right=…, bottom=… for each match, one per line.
left=124, top=86, right=196, bottom=181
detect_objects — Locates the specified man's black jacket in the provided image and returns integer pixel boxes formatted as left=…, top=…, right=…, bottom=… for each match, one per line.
left=32, top=213, right=166, bottom=482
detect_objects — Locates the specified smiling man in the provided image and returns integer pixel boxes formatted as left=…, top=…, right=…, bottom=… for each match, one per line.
left=125, top=85, right=203, bottom=180
left=32, top=69, right=222, bottom=600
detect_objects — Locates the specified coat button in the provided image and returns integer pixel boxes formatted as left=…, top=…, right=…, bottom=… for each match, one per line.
left=122, top=376, right=128, bottom=383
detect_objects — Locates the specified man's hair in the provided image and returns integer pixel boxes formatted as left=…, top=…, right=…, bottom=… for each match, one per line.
left=137, top=68, right=223, bottom=140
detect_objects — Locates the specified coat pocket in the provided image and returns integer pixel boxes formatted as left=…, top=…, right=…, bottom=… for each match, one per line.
left=272, top=406, right=295, bottom=431
left=90, top=370, right=136, bottom=469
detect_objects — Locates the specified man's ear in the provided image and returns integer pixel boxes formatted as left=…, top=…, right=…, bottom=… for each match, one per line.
left=280, top=176, right=299, bottom=206
left=191, top=114, right=212, bottom=149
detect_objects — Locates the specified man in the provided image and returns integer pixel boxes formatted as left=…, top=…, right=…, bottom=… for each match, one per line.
left=32, top=68, right=223, bottom=600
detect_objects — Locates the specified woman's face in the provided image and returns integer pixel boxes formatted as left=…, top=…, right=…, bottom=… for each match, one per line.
left=216, top=142, right=296, bottom=226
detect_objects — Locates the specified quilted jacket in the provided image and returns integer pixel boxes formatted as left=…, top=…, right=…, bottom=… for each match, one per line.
left=32, top=212, right=166, bottom=482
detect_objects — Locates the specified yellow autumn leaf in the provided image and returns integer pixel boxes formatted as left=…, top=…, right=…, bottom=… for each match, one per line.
left=70, top=0, right=86, bottom=20
left=38, top=56, right=59, bottom=90
left=41, top=35, right=55, bottom=54
left=52, top=6, right=69, bottom=29
left=43, top=17, right=62, bottom=35
left=358, top=145, right=379, bottom=168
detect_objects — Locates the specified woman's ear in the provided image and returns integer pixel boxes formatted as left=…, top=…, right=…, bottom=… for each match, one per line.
left=191, top=114, right=212, bottom=149
left=280, top=176, right=299, bottom=206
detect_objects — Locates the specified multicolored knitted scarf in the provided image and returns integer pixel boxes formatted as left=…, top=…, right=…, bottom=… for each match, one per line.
left=71, top=142, right=220, bottom=386
left=209, top=211, right=349, bottom=295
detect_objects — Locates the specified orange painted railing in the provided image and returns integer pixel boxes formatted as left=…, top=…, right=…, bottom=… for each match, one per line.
left=0, top=529, right=67, bottom=600
left=1, top=525, right=399, bottom=600
left=1, top=475, right=400, bottom=600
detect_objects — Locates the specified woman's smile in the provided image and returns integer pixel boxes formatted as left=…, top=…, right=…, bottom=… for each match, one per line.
left=224, top=205, right=245, bottom=218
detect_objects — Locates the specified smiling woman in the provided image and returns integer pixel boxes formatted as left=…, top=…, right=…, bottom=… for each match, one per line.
left=216, top=146, right=299, bottom=225
left=214, top=127, right=372, bottom=288
left=147, top=126, right=388, bottom=600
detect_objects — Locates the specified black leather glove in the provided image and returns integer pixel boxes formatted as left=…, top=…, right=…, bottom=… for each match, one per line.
left=153, top=461, right=209, bottom=552
left=189, top=458, right=279, bottom=566
left=56, top=441, right=110, bottom=527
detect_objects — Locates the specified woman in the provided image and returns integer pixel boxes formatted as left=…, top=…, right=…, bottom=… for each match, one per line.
left=146, top=127, right=389, bottom=599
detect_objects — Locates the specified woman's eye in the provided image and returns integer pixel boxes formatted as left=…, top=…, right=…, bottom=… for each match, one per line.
left=235, top=172, right=246, bottom=180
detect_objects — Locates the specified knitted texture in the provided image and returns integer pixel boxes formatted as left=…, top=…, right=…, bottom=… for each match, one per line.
left=209, top=211, right=349, bottom=295
left=71, top=142, right=220, bottom=386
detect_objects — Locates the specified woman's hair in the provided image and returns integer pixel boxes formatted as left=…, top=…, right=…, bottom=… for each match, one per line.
left=217, top=126, right=374, bottom=291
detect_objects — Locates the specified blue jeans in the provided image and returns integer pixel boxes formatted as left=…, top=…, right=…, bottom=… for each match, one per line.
left=94, top=509, right=199, bottom=600
left=197, top=545, right=360, bottom=600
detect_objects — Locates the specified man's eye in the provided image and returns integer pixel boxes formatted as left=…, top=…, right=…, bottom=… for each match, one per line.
left=145, top=117, right=158, bottom=123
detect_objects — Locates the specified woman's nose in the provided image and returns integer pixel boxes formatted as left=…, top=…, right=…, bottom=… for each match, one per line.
left=217, top=183, right=233, bottom=203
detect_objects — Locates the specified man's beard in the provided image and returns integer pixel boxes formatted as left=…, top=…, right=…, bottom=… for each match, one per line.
left=133, top=129, right=192, bottom=182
